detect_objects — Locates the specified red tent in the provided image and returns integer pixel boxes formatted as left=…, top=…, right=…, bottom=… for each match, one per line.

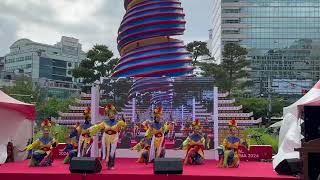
left=273, top=80, right=320, bottom=168
left=0, top=90, right=36, bottom=120
left=297, top=80, right=320, bottom=117
left=0, top=90, right=36, bottom=163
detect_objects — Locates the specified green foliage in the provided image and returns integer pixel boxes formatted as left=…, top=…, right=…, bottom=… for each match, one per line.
left=200, top=43, right=252, bottom=93
left=34, top=125, right=69, bottom=143
left=221, top=43, right=250, bottom=92
left=37, top=96, right=76, bottom=121
left=3, top=75, right=41, bottom=104
left=237, top=97, right=287, bottom=120
left=72, top=45, right=119, bottom=87
left=245, top=128, right=279, bottom=154
left=186, top=41, right=214, bottom=66
left=3, top=75, right=77, bottom=123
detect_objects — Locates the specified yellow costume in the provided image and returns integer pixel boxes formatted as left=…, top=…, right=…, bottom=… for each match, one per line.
left=145, top=106, right=168, bottom=162
left=131, top=137, right=151, bottom=164
left=26, top=119, right=56, bottom=167
left=218, top=119, right=241, bottom=168
left=182, top=119, right=205, bottom=165
left=89, top=103, right=126, bottom=169
left=74, top=107, right=93, bottom=157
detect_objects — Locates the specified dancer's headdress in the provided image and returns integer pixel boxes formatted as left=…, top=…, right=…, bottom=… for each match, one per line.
left=192, top=119, right=202, bottom=130
left=142, top=120, right=150, bottom=130
left=41, top=119, right=52, bottom=131
left=74, top=122, right=80, bottom=128
left=153, top=106, right=163, bottom=118
left=228, top=119, right=238, bottom=129
left=105, top=103, right=117, bottom=116
left=83, top=106, right=91, bottom=120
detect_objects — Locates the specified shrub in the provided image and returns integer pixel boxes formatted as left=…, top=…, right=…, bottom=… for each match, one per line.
left=245, top=128, right=279, bottom=154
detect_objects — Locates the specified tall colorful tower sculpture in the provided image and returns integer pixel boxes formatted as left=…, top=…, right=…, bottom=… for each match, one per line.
left=113, top=0, right=193, bottom=110
left=112, top=0, right=193, bottom=77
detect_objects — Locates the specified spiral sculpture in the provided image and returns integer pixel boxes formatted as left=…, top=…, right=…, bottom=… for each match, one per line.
left=113, top=0, right=193, bottom=106
left=112, top=0, right=193, bottom=77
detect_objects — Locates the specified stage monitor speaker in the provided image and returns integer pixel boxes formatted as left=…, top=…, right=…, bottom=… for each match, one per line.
left=303, top=106, right=320, bottom=142
left=275, top=158, right=302, bottom=176
left=154, top=158, right=183, bottom=174
left=69, top=157, right=102, bottom=174
left=309, top=153, right=320, bottom=180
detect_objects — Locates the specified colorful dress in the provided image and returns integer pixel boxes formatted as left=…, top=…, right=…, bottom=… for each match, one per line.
left=168, top=123, right=175, bottom=140
left=75, top=121, right=93, bottom=157
left=182, top=133, right=205, bottom=165
left=132, top=137, right=152, bottom=164
left=26, top=136, right=56, bottom=167
left=63, top=132, right=79, bottom=164
left=218, top=136, right=241, bottom=168
left=145, top=122, right=168, bottom=162
left=89, top=118, right=126, bottom=168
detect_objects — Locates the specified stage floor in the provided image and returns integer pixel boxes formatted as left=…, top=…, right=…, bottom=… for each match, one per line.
left=0, top=158, right=296, bottom=180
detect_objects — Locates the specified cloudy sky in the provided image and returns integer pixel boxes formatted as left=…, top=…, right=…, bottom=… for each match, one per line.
left=0, top=0, right=212, bottom=56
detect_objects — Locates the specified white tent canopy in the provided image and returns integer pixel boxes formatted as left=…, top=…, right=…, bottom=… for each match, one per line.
left=273, top=80, right=320, bottom=168
left=0, top=90, right=35, bottom=163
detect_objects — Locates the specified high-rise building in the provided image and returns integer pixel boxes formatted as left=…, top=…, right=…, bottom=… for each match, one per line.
left=4, top=36, right=86, bottom=98
left=209, top=0, right=320, bottom=97
left=0, top=57, right=4, bottom=72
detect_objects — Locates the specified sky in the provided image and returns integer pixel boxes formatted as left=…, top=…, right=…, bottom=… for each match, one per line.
left=0, top=0, right=213, bottom=56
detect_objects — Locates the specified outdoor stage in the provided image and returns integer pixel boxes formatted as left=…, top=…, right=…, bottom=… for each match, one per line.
left=0, top=158, right=295, bottom=180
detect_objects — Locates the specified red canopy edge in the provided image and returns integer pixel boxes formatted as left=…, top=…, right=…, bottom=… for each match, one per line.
left=0, top=102, right=36, bottom=120
left=297, top=96, right=320, bottom=119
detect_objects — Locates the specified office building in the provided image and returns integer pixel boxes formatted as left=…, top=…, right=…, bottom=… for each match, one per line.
left=209, top=0, right=320, bottom=96
left=0, top=57, right=4, bottom=72
left=4, top=36, right=85, bottom=98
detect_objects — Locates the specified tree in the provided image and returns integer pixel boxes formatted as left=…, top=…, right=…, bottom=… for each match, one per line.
left=3, top=75, right=41, bottom=104
left=72, top=44, right=119, bottom=87
left=3, top=75, right=77, bottom=124
left=186, top=41, right=214, bottom=66
left=221, top=43, right=251, bottom=92
left=237, top=97, right=288, bottom=123
left=36, top=96, right=76, bottom=121
left=200, top=43, right=252, bottom=93
left=199, top=63, right=230, bottom=90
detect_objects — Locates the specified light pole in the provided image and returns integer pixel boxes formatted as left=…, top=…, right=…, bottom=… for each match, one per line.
left=267, top=74, right=272, bottom=125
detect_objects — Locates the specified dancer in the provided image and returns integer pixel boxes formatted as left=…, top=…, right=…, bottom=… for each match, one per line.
left=131, top=137, right=151, bottom=164
left=168, top=122, right=175, bottom=141
left=24, top=119, right=56, bottom=167
left=133, top=122, right=140, bottom=139
left=63, top=135, right=78, bottom=164
left=181, top=119, right=205, bottom=165
left=145, top=106, right=168, bottom=162
left=75, top=107, right=93, bottom=157
left=142, top=120, right=151, bottom=131
left=89, top=103, right=126, bottom=170
left=218, top=119, right=241, bottom=168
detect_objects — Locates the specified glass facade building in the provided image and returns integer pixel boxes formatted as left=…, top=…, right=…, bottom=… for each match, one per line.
left=209, top=0, right=320, bottom=96
left=4, top=36, right=85, bottom=98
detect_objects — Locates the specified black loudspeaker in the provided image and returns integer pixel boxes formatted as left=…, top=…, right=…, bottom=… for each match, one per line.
left=275, top=158, right=302, bottom=176
left=309, top=153, right=320, bottom=180
left=303, top=106, right=320, bottom=142
left=69, top=157, right=102, bottom=173
left=154, top=158, right=183, bottom=174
